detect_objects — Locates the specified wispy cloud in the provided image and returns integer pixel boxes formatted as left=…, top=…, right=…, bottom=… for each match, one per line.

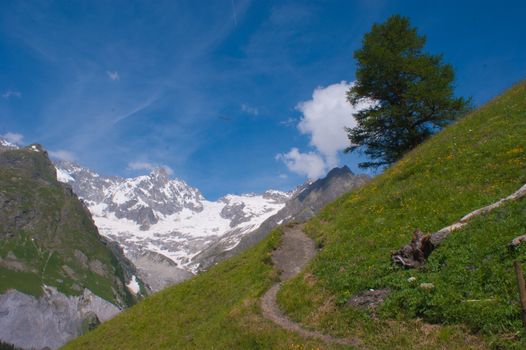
left=106, top=71, right=120, bottom=81
left=231, top=0, right=238, bottom=26
left=2, top=90, right=21, bottom=99
left=127, top=161, right=174, bottom=175
left=49, top=149, right=76, bottom=161
left=279, top=117, right=297, bottom=126
left=111, top=96, right=158, bottom=126
left=240, top=103, right=259, bottom=116
left=1, top=132, right=24, bottom=144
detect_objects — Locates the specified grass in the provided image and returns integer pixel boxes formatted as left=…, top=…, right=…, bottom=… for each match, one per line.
left=278, top=81, right=526, bottom=349
left=65, top=81, right=526, bottom=349
left=63, top=229, right=337, bottom=350
left=0, top=148, right=134, bottom=306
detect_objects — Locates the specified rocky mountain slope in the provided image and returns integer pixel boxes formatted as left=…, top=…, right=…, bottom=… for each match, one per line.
left=54, top=161, right=291, bottom=290
left=192, top=166, right=370, bottom=270
left=0, top=143, right=145, bottom=350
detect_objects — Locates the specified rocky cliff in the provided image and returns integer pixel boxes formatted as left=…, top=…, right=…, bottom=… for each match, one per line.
left=0, top=144, right=145, bottom=349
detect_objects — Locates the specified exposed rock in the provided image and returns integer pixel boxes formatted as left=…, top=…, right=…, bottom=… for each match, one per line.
left=73, top=250, right=88, bottom=268
left=0, top=143, right=146, bottom=348
left=129, top=250, right=193, bottom=292
left=419, top=283, right=435, bottom=290
left=88, top=259, right=108, bottom=277
left=347, top=289, right=391, bottom=310
left=220, top=201, right=248, bottom=227
left=0, top=287, right=120, bottom=350
left=193, top=166, right=370, bottom=270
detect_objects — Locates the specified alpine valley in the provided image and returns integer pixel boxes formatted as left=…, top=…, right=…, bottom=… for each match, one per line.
left=0, top=137, right=369, bottom=349
left=53, top=159, right=369, bottom=291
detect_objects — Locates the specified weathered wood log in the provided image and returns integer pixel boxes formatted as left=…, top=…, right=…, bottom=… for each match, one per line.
left=509, top=233, right=526, bottom=249
left=392, top=183, right=526, bottom=268
left=391, top=230, right=434, bottom=268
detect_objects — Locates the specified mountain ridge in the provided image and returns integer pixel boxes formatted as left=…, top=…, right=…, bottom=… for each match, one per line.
left=53, top=160, right=292, bottom=290
left=0, top=143, right=145, bottom=349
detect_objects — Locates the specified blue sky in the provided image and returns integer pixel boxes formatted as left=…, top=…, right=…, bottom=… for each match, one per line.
left=1, top=0, right=525, bottom=199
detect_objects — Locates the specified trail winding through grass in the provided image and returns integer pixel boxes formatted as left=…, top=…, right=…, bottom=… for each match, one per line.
left=260, top=224, right=359, bottom=347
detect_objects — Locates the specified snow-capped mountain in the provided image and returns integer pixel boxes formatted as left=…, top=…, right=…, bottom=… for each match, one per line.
left=193, top=166, right=370, bottom=269
left=3, top=139, right=369, bottom=292
left=54, top=160, right=290, bottom=290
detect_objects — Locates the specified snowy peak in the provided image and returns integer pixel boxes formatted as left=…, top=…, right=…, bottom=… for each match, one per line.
left=53, top=160, right=290, bottom=286
left=54, top=160, right=120, bottom=203
left=104, top=169, right=204, bottom=229
left=54, top=162, right=205, bottom=230
left=262, top=189, right=291, bottom=202
left=219, top=191, right=290, bottom=228
left=0, top=138, right=20, bottom=151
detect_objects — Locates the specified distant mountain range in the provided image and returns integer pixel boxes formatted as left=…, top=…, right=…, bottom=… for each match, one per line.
left=0, top=137, right=369, bottom=349
left=192, top=166, right=370, bottom=270
left=1, top=138, right=369, bottom=295
left=54, top=160, right=292, bottom=290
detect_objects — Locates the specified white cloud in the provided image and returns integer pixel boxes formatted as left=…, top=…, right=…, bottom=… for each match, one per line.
left=1, top=132, right=24, bottom=144
left=296, top=81, right=370, bottom=168
left=275, top=148, right=326, bottom=179
left=127, top=161, right=174, bottom=175
left=241, top=103, right=259, bottom=116
left=49, top=150, right=76, bottom=161
left=276, top=81, right=371, bottom=179
left=106, top=71, right=120, bottom=81
left=2, top=90, right=22, bottom=99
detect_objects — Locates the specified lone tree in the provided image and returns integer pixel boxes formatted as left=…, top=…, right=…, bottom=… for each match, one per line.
left=345, top=15, right=470, bottom=168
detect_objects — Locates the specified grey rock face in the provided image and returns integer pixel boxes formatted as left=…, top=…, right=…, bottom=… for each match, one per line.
left=220, top=200, right=247, bottom=227
left=54, top=160, right=120, bottom=203
left=0, top=287, right=120, bottom=350
left=129, top=250, right=194, bottom=291
left=193, top=166, right=369, bottom=270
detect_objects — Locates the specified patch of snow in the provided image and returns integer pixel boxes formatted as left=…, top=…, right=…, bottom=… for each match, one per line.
left=53, top=160, right=288, bottom=275
left=56, top=168, right=75, bottom=183
left=0, top=139, right=18, bottom=148
left=126, top=275, right=140, bottom=294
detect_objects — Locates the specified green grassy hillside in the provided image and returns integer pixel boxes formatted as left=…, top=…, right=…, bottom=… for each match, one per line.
left=278, top=81, right=526, bottom=349
left=64, top=81, right=526, bottom=349
left=0, top=146, right=138, bottom=306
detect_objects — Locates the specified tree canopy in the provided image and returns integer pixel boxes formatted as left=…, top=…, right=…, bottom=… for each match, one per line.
left=346, top=15, right=470, bottom=168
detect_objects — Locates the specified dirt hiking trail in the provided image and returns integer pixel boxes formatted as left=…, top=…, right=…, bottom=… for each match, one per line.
left=260, top=224, right=359, bottom=347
